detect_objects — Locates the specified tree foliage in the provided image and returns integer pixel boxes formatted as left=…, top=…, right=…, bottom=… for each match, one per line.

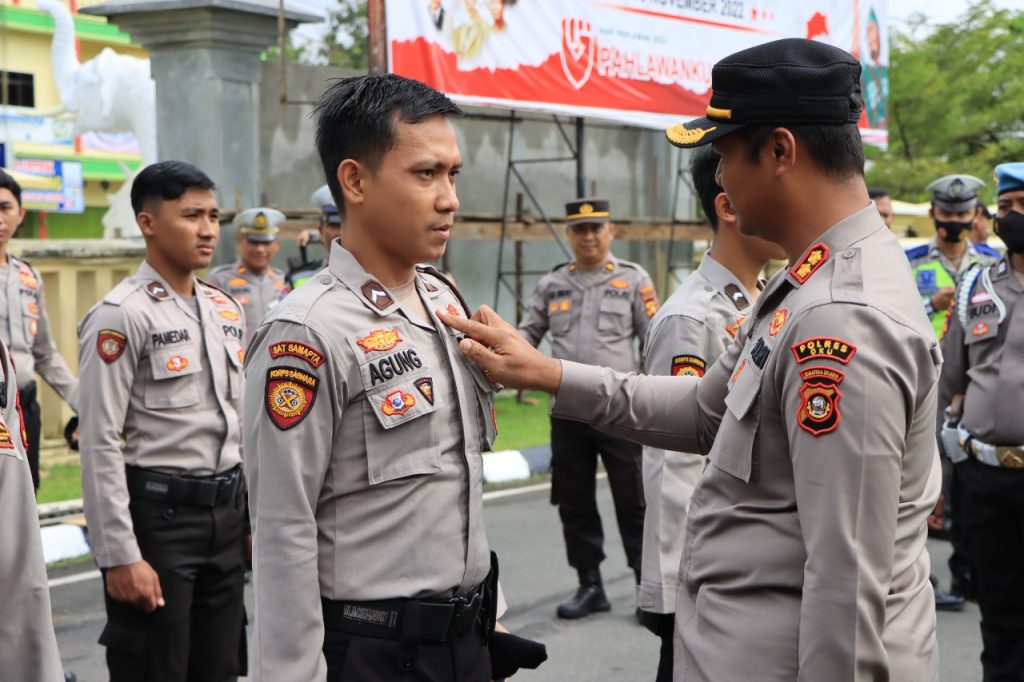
left=867, top=0, right=1024, bottom=203
left=298, top=0, right=369, bottom=69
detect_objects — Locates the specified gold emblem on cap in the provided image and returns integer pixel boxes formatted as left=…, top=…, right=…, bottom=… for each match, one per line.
left=666, top=124, right=718, bottom=146
left=706, top=105, right=732, bottom=120
left=253, top=212, right=269, bottom=229
left=580, top=203, right=594, bottom=215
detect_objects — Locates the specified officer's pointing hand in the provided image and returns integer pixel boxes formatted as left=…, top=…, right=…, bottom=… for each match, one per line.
left=438, top=305, right=563, bottom=393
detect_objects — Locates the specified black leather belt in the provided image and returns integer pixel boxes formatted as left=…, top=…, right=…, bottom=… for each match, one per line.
left=322, top=583, right=486, bottom=643
left=125, top=465, right=243, bottom=507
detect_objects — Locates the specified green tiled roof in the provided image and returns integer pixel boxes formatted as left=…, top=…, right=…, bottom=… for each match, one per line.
left=0, top=5, right=134, bottom=46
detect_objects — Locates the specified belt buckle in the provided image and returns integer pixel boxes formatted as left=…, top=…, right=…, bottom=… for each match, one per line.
left=996, top=447, right=1024, bottom=469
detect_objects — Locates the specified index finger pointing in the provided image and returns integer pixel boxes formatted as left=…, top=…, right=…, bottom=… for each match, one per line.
left=437, top=309, right=504, bottom=347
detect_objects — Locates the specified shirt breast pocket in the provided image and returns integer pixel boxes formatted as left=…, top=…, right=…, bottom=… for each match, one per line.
left=224, top=339, right=244, bottom=400
left=598, top=297, right=632, bottom=335
left=362, top=378, right=442, bottom=485
left=22, top=294, right=40, bottom=340
left=145, top=345, right=202, bottom=409
left=712, top=358, right=763, bottom=483
left=549, top=309, right=572, bottom=336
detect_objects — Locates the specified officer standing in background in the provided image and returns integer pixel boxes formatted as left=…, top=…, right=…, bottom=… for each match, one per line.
left=246, top=74, right=503, bottom=681
left=939, top=161, right=1024, bottom=681
left=906, top=174, right=1001, bottom=338
left=519, top=197, right=658, bottom=619
left=285, top=185, right=343, bottom=289
left=639, top=146, right=784, bottom=681
left=443, top=38, right=942, bottom=680
left=0, top=334, right=65, bottom=681
left=972, top=204, right=994, bottom=248
left=868, top=186, right=894, bottom=228
left=208, top=208, right=287, bottom=344
left=78, top=161, right=248, bottom=682
left=0, top=169, right=78, bottom=491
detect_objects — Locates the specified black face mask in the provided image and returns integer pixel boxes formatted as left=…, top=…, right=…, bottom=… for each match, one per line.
left=934, top=218, right=973, bottom=243
left=996, top=210, right=1024, bottom=253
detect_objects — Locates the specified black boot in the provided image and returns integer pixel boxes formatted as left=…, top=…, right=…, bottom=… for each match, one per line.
left=557, top=568, right=611, bottom=619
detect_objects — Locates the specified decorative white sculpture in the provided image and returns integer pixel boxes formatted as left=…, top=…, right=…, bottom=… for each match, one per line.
left=38, top=0, right=157, bottom=165
left=38, top=0, right=154, bottom=238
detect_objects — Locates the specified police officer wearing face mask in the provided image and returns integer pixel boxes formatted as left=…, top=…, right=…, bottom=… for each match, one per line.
left=906, top=175, right=1001, bottom=339
left=938, top=161, right=1024, bottom=680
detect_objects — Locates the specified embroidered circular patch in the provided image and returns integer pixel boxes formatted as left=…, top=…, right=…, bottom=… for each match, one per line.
left=264, top=366, right=319, bottom=430
left=166, top=355, right=189, bottom=372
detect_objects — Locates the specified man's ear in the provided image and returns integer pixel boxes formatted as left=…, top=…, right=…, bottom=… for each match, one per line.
left=606, top=222, right=617, bottom=239
left=136, top=203, right=157, bottom=238
left=338, top=159, right=366, bottom=210
left=714, top=191, right=736, bottom=227
left=771, top=127, right=797, bottom=177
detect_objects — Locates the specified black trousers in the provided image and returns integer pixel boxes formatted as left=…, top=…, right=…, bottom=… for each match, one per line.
left=99, top=495, right=248, bottom=682
left=549, top=418, right=645, bottom=573
left=18, top=382, right=40, bottom=491
left=323, top=623, right=490, bottom=682
left=959, top=459, right=1024, bottom=682
left=641, top=611, right=674, bottom=682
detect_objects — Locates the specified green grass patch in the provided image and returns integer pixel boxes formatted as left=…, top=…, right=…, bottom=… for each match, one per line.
left=38, top=463, right=82, bottom=504
left=492, top=391, right=551, bottom=452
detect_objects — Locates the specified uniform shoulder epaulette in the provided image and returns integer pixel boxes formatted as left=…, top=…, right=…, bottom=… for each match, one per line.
left=614, top=259, right=642, bottom=271
left=904, top=244, right=930, bottom=262
left=270, top=272, right=334, bottom=324
left=552, top=261, right=572, bottom=272
left=102, top=277, right=144, bottom=306
left=974, top=243, right=1002, bottom=259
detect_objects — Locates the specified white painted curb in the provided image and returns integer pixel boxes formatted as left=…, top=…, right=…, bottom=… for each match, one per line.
left=482, top=449, right=532, bottom=483
left=41, top=524, right=90, bottom=565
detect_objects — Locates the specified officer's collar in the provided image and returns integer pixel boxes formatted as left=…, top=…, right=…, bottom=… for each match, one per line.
left=784, top=204, right=882, bottom=289
left=136, top=260, right=203, bottom=320
left=568, top=255, right=617, bottom=275
left=328, top=241, right=401, bottom=317
left=697, top=253, right=756, bottom=310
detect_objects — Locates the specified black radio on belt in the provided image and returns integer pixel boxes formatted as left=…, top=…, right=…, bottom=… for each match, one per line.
left=125, top=465, right=244, bottom=507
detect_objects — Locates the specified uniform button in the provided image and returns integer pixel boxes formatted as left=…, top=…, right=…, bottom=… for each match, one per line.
left=704, top=286, right=713, bottom=292
left=399, top=655, right=413, bottom=670
left=319, top=275, right=332, bottom=284
left=843, top=249, right=855, bottom=259
left=163, top=508, right=176, bottom=521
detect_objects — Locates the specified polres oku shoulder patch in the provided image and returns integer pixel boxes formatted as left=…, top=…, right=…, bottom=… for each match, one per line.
left=265, top=366, right=319, bottom=430
left=797, top=365, right=844, bottom=436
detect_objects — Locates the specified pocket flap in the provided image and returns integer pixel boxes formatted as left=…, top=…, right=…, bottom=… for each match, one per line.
left=365, top=377, right=440, bottom=431
left=149, top=345, right=202, bottom=380
left=707, top=410, right=758, bottom=483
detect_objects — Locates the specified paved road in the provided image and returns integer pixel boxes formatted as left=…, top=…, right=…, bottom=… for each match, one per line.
left=52, top=481, right=983, bottom=681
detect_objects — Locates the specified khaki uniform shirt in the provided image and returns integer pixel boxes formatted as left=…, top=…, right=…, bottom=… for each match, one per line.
left=207, top=260, right=286, bottom=344
left=78, top=261, right=245, bottom=568
left=245, top=242, right=497, bottom=682
left=0, top=255, right=77, bottom=406
left=940, top=257, right=1024, bottom=445
left=519, top=256, right=659, bottom=371
left=553, top=206, right=941, bottom=681
left=638, top=254, right=755, bottom=614
left=0, top=340, right=64, bottom=681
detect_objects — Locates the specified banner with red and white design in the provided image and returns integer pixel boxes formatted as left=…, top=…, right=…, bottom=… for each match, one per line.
left=387, top=1, right=889, bottom=146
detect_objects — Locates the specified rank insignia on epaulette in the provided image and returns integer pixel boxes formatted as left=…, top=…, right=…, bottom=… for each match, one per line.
left=265, top=366, right=318, bottom=430
left=381, top=390, right=416, bottom=417
left=97, top=329, right=128, bottom=364
left=797, top=366, right=844, bottom=436
left=792, top=243, right=829, bottom=284
left=146, top=281, right=170, bottom=300
left=671, top=354, right=706, bottom=377
left=361, top=280, right=394, bottom=311
left=356, top=329, right=402, bottom=354
left=723, top=284, right=749, bottom=310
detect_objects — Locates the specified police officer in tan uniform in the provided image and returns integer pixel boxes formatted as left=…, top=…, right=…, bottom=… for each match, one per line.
left=208, top=207, right=287, bottom=343
left=443, top=39, right=941, bottom=681
left=245, top=75, right=503, bottom=682
left=0, top=335, right=65, bottom=681
left=519, top=197, right=658, bottom=619
left=939, top=161, right=1024, bottom=680
left=0, top=169, right=78, bottom=491
left=639, top=146, right=783, bottom=681
left=78, top=161, right=248, bottom=682
left=286, top=185, right=343, bottom=289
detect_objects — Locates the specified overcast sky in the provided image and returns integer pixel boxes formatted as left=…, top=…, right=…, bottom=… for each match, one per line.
left=288, top=0, right=1024, bottom=49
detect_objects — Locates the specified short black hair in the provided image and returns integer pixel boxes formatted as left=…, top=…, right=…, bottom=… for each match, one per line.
left=130, top=161, right=215, bottom=216
left=314, top=74, right=463, bottom=217
left=867, top=186, right=890, bottom=200
left=0, top=169, right=22, bottom=207
left=690, top=146, right=723, bottom=231
left=736, top=123, right=866, bottom=180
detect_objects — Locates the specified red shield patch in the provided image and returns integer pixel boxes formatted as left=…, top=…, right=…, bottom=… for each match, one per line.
left=415, top=377, right=434, bottom=405
left=264, top=367, right=318, bottom=430
left=671, top=354, right=706, bottom=378
left=797, top=366, right=844, bottom=436
left=97, top=330, right=127, bottom=364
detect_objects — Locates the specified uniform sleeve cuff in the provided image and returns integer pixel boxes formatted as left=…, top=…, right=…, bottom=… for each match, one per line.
left=551, top=360, right=604, bottom=423
left=95, top=544, right=143, bottom=570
